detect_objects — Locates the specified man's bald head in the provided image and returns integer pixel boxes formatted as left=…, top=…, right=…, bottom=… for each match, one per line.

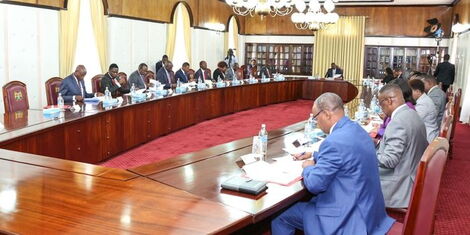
left=312, top=92, right=345, bottom=134
left=74, top=65, right=87, bottom=80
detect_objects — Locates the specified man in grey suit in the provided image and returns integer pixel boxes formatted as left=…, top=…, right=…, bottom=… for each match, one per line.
left=128, top=63, right=149, bottom=89
left=421, top=74, right=446, bottom=127
left=377, top=84, right=428, bottom=208
left=409, top=79, right=439, bottom=143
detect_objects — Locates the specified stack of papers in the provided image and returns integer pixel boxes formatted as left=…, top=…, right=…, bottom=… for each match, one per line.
left=242, top=158, right=304, bottom=186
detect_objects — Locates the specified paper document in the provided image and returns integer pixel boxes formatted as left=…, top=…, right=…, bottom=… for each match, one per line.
left=84, top=97, right=101, bottom=103
left=242, top=159, right=303, bottom=186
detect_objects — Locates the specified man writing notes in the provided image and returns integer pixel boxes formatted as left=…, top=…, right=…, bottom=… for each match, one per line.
left=59, top=65, right=100, bottom=103
left=156, top=61, right=175, bottom=89
left=272, top=93, right=394, bottom=235
left=194, top=61, right=212, bottom=82
left=376, top=84, right=428, bottom=208
left=325, top=62, right=343, bottom=79
left=175, top=62, right=190, bottom=83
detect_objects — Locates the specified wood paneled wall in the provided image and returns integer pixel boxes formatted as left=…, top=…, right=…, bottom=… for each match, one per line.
left=244, top=5, right=453, bottom=37
left=106, top=0, right=245, bottom=32
left=454, top=0, right=470, bottom=25
left=0, top=0, right=65, bottom=9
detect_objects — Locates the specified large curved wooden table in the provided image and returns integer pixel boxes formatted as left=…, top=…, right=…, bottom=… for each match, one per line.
left=0, top=78, right=358, bottom=234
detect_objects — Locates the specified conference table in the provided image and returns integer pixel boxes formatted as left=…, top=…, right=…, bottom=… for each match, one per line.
left=0, top=78, right=360, bottom=234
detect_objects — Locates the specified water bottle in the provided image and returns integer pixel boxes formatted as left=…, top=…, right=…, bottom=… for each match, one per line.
left=258, top=124, right=268, bottom=160
left=57, top=93, right=64, bottom=108
left=217, top=75, right=221, bottom=83
left=104, top=87, right=111, bottom=100
left=130, top=83, right=136, bottom=95
left=344, top=105, right=349, bottom=118
left=262, top=72, right=266, bottom=80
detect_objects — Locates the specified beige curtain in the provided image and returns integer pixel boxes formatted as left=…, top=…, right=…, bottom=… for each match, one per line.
left=165, top=5, right=178, bottom=59
left=90, top=0, right=108, bottom=72
left=313, top=16, right=365, bottom=86
left=182, top=4, right=192, bottom=64
left=59, top=0, right=80, bottom=77
left=231, top=17, right=239, bottom=58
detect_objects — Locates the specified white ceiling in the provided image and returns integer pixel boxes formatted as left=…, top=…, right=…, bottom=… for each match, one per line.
left=325, top=0, right=455, bottom=5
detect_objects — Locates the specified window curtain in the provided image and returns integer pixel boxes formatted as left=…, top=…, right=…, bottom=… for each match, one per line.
left=454, top=32, right=470, bottom=123
left=166, top=4, right=191, bottom=62
left=59, top=0, right=80, bottom=77
left=312, top=16, right=365, bottom=86
left=231, top=18, right=239, bottom=58
left=89, top=0, right=108, bottom=73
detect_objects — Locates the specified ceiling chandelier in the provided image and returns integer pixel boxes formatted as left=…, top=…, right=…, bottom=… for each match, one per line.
left=291, top=0, right=339, bottom=31
left=225, top=0, right=295, bottom=18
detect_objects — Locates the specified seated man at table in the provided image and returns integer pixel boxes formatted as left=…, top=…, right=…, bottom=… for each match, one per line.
left=376, top=84, right=428, bottom=208
left=213, top=61, right=228, bottom=82
left=128, top=63, right=149, bottom=89
left=175, top=62, right=190, bottom=83
left=409, top=79, right=439, bottom=143
left=421, top=74, right=446, bottom=126
left=325, top=62, right=343, bottom=79
left=272, top=93, right=394, bottom=235
left=156, top=61, right=175, bottom=89
left=59, top=65, right=101, bottom=103
left=100, top=63, right=130, bottom=97
left=194, top=60, right=212, bottom=82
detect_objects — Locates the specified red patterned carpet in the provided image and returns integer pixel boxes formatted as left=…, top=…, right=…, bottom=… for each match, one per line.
left=435, top=123, right=470, bottom=235
left=101, top=99, right=313, bottom=169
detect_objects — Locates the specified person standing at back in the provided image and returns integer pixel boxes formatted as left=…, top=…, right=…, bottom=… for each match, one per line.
left=434, top=54, right=455, bottom=92
left=376, top=84, right=428, bottom=208
left=272, top=93, right=394, bottom=235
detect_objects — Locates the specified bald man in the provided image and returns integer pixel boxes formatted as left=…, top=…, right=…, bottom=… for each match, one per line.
left=59, top=65, right=97, bottom=103
left=376, top=84, right=428, bottom=208
left=272, top=93, right=394, bottom=235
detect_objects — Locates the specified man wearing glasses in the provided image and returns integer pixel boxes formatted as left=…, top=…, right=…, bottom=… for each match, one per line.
left=376, top=84, right=428, bottom=209
left=272, top=93, right=394, bottom=235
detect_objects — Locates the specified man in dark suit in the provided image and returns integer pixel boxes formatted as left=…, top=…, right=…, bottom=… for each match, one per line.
left=259, top=59, right=275, bottom=78
left=175, top=62, right=190, bottom=83
left=59, top=65, right=99, bottom=103
left=155, top=55, right=168, bottom=75
left=100, top=63, right=130, bottom=97
left=434, top=54, right=455, bottom=92
left=194, top=61, right=211, bottom=82
left=156, top=61, right=175, bottom=89
left=325, top=63, right=343, bottom=78
left=272, top=93, right=394, bottom=234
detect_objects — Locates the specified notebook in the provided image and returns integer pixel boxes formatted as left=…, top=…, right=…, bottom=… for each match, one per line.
left=221, top=175, right=268, bottom=195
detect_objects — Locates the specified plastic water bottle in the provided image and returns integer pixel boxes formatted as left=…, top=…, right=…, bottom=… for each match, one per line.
left=57, top=93, right=64, bottom=108
left=258, top=124, right=268, bottom=160
left=130, top=83, right=136, bottom=95
left=104, top=87, right=111, bottom=100
left=262, top=72, right=266, bottom=80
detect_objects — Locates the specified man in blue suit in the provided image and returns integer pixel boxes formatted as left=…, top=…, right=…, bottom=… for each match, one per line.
left=59, top=65, right=98, bottom=103
left=175, top=62, right=190, bottom=83
left=272, top=93, right=394, bottom=235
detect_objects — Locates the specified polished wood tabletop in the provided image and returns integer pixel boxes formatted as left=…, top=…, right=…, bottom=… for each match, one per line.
left=0, top=151, right=251, bottom=234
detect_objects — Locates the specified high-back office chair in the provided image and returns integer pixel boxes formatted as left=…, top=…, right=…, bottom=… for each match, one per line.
left=2, top=81, right=29, bottom=112
left=387, top=137, right=449, bottom=235
left=45, top=77, right=63, bottom=106
left=91, top=74, right=103, bottom=93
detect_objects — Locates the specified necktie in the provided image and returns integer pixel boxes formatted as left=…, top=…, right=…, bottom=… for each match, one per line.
left=202, top=69, right=206, bottom=80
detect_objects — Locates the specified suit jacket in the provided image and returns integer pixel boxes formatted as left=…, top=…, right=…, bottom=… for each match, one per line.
left=155, top=61, right=164, bottom=75
left=325, top=68, right=343, bottom=78
left=377, top=105, right=428, bottom=208
left=213, top=68, right=225, bottom=82
left=194, top=68, right=211, bottom=82
left=175, top=69, right=189, bottom=83
left=245, top=65, right=258, bottom=79
left=434, top=61, right=455, bottom=85
left=128, top=70, right=146, bottom=89
left=428, top=86, right=447, bottom=126
left=59, top=74, right=94, bottom=103
left=416, top=94, right=439, bottom=143
left=100, top=73, right=130, bottom=97
left=302, top=117, right=394, bottom=234
left=382, top=74, right=394, bottom=84
left=156, top=67, right=175, bottom=89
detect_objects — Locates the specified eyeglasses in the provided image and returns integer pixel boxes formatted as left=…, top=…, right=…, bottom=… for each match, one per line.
left=378, top=96, right=396, bottom=106
left=312, top=110, right=324, bottom=121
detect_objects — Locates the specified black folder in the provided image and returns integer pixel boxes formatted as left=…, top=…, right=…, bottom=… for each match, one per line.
left=221, top=176, right=268, bottom=195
